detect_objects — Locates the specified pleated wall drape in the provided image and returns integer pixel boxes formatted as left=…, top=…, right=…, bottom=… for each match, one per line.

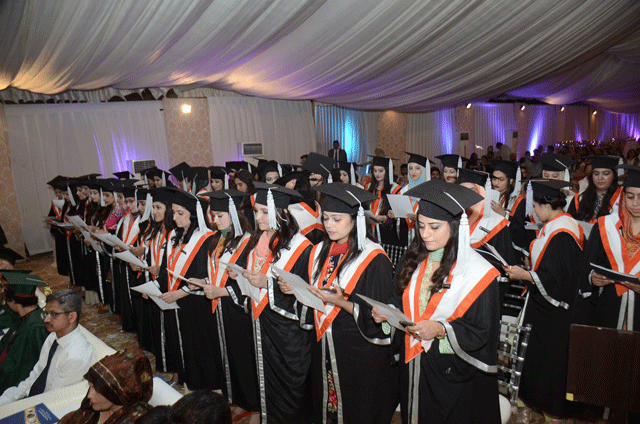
left=405, top=108, right=457, bottom=162
left=314, top=104, right=378, bottom=166
left=207, top=97, right=316, bottom=166
left=4, top=101, right=169, bottom=254
left=472, top=104, right=518, bottom=157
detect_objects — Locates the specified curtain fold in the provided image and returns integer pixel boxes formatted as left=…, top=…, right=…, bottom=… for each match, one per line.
left=4, top=101, right=169, bottom=254
left=207, top=97, right=316, bottom=167
left=471, top=104, right=517, bottom=158
left=405, top=108, right=457, bottom=161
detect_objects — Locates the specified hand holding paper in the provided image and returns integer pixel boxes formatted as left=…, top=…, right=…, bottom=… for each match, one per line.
left=272, top=266, right=326, bottom=313
left=356, top=294, right=413, bottom=332
left=217, top=261, right=262, bottom=302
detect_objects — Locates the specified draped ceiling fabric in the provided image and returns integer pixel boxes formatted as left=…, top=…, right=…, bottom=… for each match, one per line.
left=1, top=0, right=640, bottom=113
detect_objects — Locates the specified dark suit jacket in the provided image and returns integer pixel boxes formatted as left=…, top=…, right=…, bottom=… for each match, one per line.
left=328, top=148, right=347, bottom=163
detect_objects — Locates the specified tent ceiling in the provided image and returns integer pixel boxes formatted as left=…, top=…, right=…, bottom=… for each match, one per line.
left=1, top=0, right=640, bottom=113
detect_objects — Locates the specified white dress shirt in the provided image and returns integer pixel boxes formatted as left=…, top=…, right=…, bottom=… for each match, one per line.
left=0, top=325, right=95, bottom=405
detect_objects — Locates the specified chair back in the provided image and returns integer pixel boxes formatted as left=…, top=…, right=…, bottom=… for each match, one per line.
left=380, top=243, right=407, bottom=267
left=497, top=318, right=532, bottom=407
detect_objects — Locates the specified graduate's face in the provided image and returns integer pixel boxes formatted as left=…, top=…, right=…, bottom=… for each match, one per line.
left=592, top=168, right=614, bottom=192
left=254, top=203, right=271, bottom=232
left=532, top=201, right=552, bottom=222
left=89, top=190, right=100, bottom=203
left=443, top=167, right=457, bottom=183
left=491, top=171, right=511, bottom=195
left=153, top=176, right=163, bottom=187
left=116, top=193, right=125, bottom=207
left=152, top=202, right=166, bottom=223
left=124, top=197, right=136, bottom=213
left=408, top=163, right=422, bottom=181
left=62, top=191, right=69, bottom=201
left=87, top=382, right=117, bottom=412
left=103, top=192, right=115, bottom=206
left=234, top=178, right=248, bottom=193
left=542, top=170, right=562, bottom=180
left=54, top=189, right=64, bottom=200
left=211, top=179, right=224, bottom=191
left=309, top=174, right=322, bottom=187
left=76, top=187, right=86, bottom=200
left=137, top=200, right=146, bottom=216
left=81, top=185, right=90, bottom=197
left=323, top=212, right=354, bottom=245
left=417, top=215, right=450, bottom=251
left=373, top=166, right=386, bottom=183
left=172, top=204, right=191, bottom=229
left=212, top=211, right=232, bottom=231
left=339, top=170, right=350, bottom=184
left=285, top=178, right=297, bottom=190
left=624, top=187, right=640, bottom=218
left=265, top=172, right=279, bottom=185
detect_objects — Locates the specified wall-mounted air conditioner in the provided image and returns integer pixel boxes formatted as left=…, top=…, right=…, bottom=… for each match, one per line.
left=130, top=159, right=156, bottom=178
left=238, top=143, right=264, bottom=158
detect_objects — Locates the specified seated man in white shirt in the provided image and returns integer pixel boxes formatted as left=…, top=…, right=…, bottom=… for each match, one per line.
left=0, top=289, right=95, bottom=406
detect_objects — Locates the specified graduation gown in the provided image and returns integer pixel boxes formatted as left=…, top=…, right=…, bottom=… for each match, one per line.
left=583, top=214, right=640, bottom=331
left=158, top=228, right=215, bottom=389
left=369, top=184, right=403, bottom=246
left=392, top=251, right=501, bottom=424
left=0, top=308, right=48, bottom=393
left=288, top=200, right=324, bottom=244
left=305, top=240, right=399, bottom=424
left=519, top=213, right=584, bottom=417
left=113, top=213, right=141, bottom=332
left=209, top=234, right=260, bottom=411
left=241, top=232, right=313, bottom=424
left=49, top=201, right=71, bottom=276
left=0, top=304, right=18, bottom=329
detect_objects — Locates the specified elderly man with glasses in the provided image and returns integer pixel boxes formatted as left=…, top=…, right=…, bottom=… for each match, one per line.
left=0, top=288, right=95, bottom=405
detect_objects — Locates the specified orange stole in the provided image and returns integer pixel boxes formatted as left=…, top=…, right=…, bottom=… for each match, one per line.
left=209, top=237, right=251, bottom=312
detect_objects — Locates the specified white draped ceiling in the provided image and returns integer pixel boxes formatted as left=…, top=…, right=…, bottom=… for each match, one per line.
left=1, top=0, right=640, bottom=113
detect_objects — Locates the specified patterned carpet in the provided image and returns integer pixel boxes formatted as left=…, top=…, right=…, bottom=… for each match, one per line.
left=15, top=252, right=609, bottom=424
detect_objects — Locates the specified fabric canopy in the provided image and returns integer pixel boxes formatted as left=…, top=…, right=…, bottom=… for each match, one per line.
left=1, top=0, right=640, bottom=113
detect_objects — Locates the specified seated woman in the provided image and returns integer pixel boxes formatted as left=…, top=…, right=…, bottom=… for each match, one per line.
left=59, top=347, right=154, bottom=424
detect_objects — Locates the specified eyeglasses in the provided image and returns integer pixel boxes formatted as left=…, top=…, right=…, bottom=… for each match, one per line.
left=41, top=311, right=71, bottom=319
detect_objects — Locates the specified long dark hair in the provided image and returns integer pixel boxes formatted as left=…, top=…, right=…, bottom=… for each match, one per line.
left=208, top=212, right=252, bottom=257
left=396, top=219, right=459, bottom=295
left=172, top=212, right=199, bottom=246
left=368, top=165, right=393, bottom=214
left=576, top=172, right=618, bottom=221
left=93, top=204, right=114, bottom=228
left=312, top=213, right=362, bottom=283
left=147, top=201, right=173, bottom=242
left=245, top=208, right=299, bottom=263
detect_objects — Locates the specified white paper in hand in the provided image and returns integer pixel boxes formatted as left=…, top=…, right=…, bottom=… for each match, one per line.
left=217, top=261, right=262, bottom=302
left=68, top=215, right=90, bottom=230
left=131, top=282, right=180, bottom=310
left=386, top=194, right=414, bottom=218
left=271, top=266, right=325, bottom=313
left=114, top=251, right=148, bottom=268
left=166, top=269, right=206, bottom=288
left=356, top=294, right=413, bottom=332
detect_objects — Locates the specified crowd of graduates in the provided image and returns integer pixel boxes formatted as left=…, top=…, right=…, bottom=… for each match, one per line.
left=28, top=143, right=640, bottom=424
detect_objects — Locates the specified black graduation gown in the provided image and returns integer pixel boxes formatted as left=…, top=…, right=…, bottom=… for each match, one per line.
left=239, top=242, right=314, bottom=424
left=221, top=268, right=260, bottom=411
left=583, top=223, right=640, bottom=330
left=310, top=253, right=400, bottom=424
left=508, top=197, right=538, bottom=261
left=112, top=221, right=138, bottom=332
left=158, top=235, right=220, bottom=389
left=391, top=256, right=501, bottom=424
left=48, top=204, right=71, bottom=276
left=519, top=232, right=584, bottom=417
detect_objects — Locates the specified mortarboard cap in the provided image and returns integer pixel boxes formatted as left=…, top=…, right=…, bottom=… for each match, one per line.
left=457, top=168, right=489, bottom=187
left=589, top=155, right=621, bottom=171
left=405, top=152, right=430, bottom=168
left=405, top=179, right=483, bottom=222
left=169, top=162, right=191, bottom=181
left=204, top=189, right=248, bottom=213
left=47, top=176, right=68, bottom=190
left=536, top=153, right=575, bottom=172
left=529, top=179, right=572, bottom=198
left=254, top=182, right=301, bottom=209
left=4, top=273, right=47, bottom=296
left=209, top=166, right=229, bottom=180
left=113, top=171, right=135, bottom=180
left=302, top=153, right=335, bottom=179
left=491, top=160, right=519, bottom=181
left=436, top=155, right=468, bottom=169
left=225, top=161, right=249, bottom=172
left=314, top=183, right=376, bottom=215
left=618, top=164, right=640, bottom=188
left=274, top=170, right=310, bottom=188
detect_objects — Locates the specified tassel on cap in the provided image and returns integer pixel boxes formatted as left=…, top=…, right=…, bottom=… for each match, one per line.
left=425, top=159, right=431, bottom=181
left=457, top=156, right=462, bottom=169
left=618, top=157, right=624, bottom=178
left=224, top=173, right=229, bottom=189
left=277, top=163, right=283, bottom=177
left=67, top=185, right=76, bottom=207
left=196, top=200, right=208, bottom=233
left=484, top=175, right=492, bottom=216
left=443, top=192, right=469, bottom=272
left=267, top=189, right=279, bottom=230
left=182, top=172, right=188, bottom=191
left=320, top=164, right=332, bottom=184
left=513, top=166, right=522, bottom=199
left=346, top=190, right=366, bottom=250
left=141, top=193, right=152, bottom=221
left=144, top=175, right=148, bottom=187
left=248, top=163, right=252, bottom=173
left=162, top=173, right=166, bottom=188
left=227, top=194, right=242, bottom=237
left=388, top=158, right=393, bottom=186
left=350, top=163, right=356, bottom=186
left=555, top=159, right=570, bottom=182
left=525, top=181, right=533, bottom=217
left=100, top=188, right=106, bottom=207
left=134, top=189, right=138, bottom=206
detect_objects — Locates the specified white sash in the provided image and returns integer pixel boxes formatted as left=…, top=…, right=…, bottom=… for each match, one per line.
left=167, top=228, right=214, bottom=290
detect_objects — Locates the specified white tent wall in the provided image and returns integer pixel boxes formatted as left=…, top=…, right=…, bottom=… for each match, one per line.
left=4, top=101, right=170, bottom=255
left=314, top=104, right=378, bottom=167
left=207, top=97, right=316, bottom=167
left=405, top=108, right=457, bottom=161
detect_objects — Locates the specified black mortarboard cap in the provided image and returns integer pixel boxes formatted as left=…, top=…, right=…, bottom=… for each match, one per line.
left=457, top=168, right=489, bottom=187
left=589, top=155, right=621, bottom=170
left=536, top=153, right=575, bottom=172
left=150, top=187, right=173, bottom=204
left=113, top=171, right=135, bottom=179
left=302, top=153, right=335, bottom=178
left=274, top=170, right=310, bottom=187
left=436, top=155, right=468, bottom=169
left=169, top=162, right=191, bottom=181
left=491, top=160, right=519, bottom=180
left=618, top=164, right=640, bottom=188
left=405, top=179, right=483, bottom=221
left=253, top=182, right=301, bottom=209
left=529, top=179, right=572, bottom=198
left=47, top=176, right=68, bottom=190
left=314, top=183, right=377, bottom=214
left=189, top=167, right=209, bottom=182
left=225, top=161, right=249, bottom=172
left=163, top=186, right=203, bottom=213
left=405, top=152, right=429, bottom=168
left=209, top=166, right=229, bottom=180
left=204, top=189, right=248, bottom=213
